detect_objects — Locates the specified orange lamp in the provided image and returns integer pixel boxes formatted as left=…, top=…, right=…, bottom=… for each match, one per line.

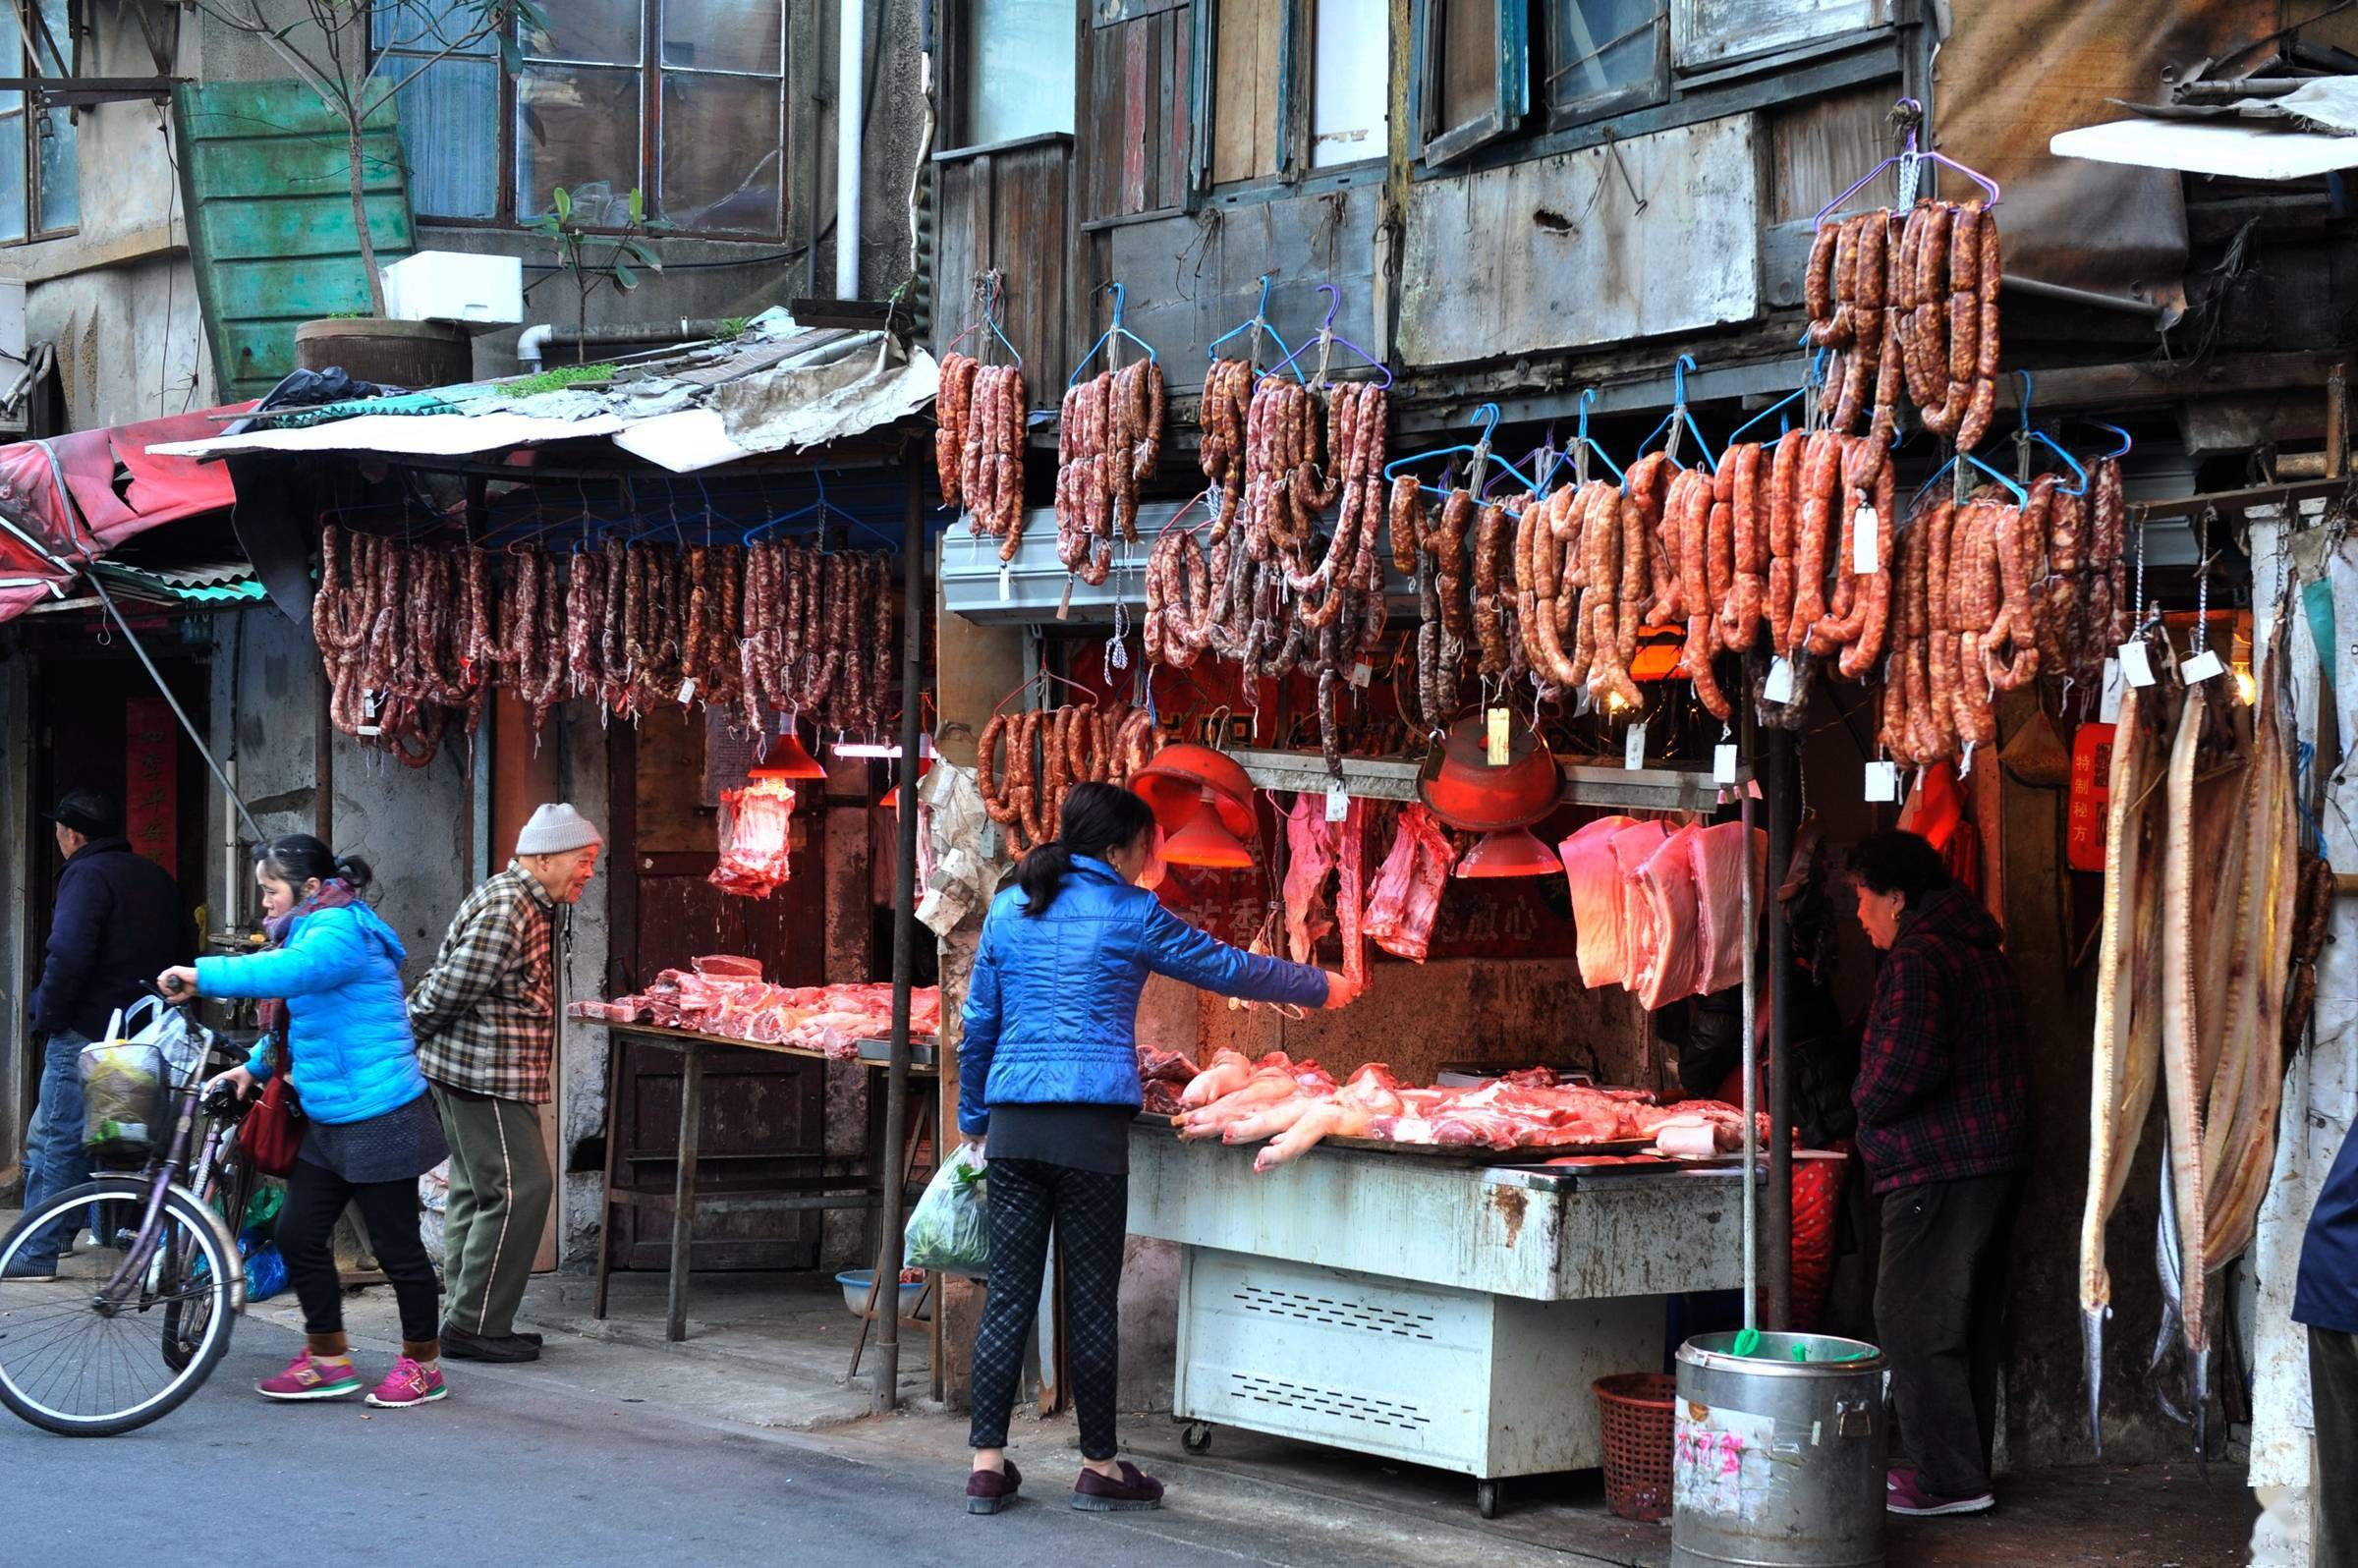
left=1453, top=825, right=1559, bottom=879
left=751, top=729, right=828, bottom=781
left=1161, top=797, right=1255, bottom=869
left=880, top=757, right=932, bottom=810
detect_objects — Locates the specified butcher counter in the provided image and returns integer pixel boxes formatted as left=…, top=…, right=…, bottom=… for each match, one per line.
left=1129, top=1122, right=1751, bottom=1517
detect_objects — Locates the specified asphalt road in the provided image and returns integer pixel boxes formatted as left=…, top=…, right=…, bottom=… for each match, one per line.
left=0, top=1316, right=1513, bottom=1568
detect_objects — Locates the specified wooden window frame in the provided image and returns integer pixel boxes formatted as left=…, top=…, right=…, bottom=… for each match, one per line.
left=374, top=0, right=790, bottom=241
left=1408, top=0, right=1529, bottom=170
left=1541, top=0, right=1667, bottom=132
left=1187, top=0, right=1387, bottom=204
left=2, top=0, right=79, bottom=246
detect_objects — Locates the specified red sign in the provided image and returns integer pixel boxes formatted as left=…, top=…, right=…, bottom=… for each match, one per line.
left=2067, top=723, right=2115, bottom=872
left=124, top=697, right=177, bottom=870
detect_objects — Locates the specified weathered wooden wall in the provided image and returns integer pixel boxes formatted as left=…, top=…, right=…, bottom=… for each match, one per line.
left=1081, top=0, right=1198, bottom=220
left=931, top=138, right=1078, bottom=383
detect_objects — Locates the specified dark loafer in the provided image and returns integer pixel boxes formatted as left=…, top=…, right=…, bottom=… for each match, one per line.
left=966, top=1460, right=1023, bottom=1515
left=1072, top=1460, right=1164, bottom=1512
left=441, top=1324, right=541, bottom=1363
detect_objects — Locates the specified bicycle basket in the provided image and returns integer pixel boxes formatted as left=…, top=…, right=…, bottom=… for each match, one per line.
left=79, top=1039, right=167, bottom=1166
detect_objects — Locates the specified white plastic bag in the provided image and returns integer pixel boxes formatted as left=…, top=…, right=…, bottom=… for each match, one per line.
left=903, top=1143, right=989, bottom=1277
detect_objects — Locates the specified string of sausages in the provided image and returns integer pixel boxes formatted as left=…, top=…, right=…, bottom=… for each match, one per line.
left=976, top=701, right=1160, bottom=857
left=937, top=352, right=1027, bottom=557
left=1808, top=199, right=2001, bottom=454
left=1055, top=359, right=1166, bottom=585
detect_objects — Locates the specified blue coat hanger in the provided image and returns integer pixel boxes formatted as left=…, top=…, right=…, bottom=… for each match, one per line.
left=1381, top=403, right=1542, bottom=493
left=1207, top=274, right=1302, bottom=380
left=2012, top=370, right=2090, bottom=496
left=1631, top=356, right=1719, bottom=475
left=1068, top=281, right=1157, bottom=389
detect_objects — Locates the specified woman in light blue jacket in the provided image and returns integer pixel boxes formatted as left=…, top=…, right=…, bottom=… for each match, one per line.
left=960, top=782, right=1357, bottom=1515
left=159, top=835, right=448, bottom=1411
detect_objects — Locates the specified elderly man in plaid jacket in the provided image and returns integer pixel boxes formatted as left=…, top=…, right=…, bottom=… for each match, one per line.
left=1847, top=828, right=2030, bottom=1522
left=410, top=804, right=601, bottom=1363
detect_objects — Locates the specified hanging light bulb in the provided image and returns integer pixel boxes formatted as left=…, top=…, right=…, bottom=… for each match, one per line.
left=1161, top=797, right=1255, bottom=869
left=1453, top=825, right=1560, bottom=879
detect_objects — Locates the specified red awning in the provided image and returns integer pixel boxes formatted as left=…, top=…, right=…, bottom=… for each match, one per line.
left=0, top=405, right=251, bottom=623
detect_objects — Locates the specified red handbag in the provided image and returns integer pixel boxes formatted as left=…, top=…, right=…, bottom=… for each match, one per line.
left=242, top=1039, right=304, bottom=1178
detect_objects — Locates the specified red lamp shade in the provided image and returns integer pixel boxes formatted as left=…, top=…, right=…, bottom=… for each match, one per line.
left=751, top=730, right=828, bottom=781
left=1453, top=825, right=1560, bottom=879
left=880, top=757, right=932, bottom=810
left=1161, top=799, right=1255, bottom=869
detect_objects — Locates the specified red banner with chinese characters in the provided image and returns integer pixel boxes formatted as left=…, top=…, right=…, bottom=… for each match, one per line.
left=124, top=697, right=177, bottom=870
left=2067, top=723, right=2115, bottom=872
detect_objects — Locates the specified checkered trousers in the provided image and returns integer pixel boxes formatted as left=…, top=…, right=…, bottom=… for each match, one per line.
left=967, top=1157, right=1129, bottom=1460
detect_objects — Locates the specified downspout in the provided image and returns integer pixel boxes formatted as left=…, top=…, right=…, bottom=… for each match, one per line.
left=836, top=0, right=865, bottom=301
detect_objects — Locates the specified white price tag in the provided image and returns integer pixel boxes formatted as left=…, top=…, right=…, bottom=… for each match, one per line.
left=2118, top=641, right=2155, bottom=688
left=1486, top=707, right=1511, bottom=766
left=1624, top=721, right=1648, bottom=770
left=358, top=689, right=382, bottom=737
left=997, top=565, right=1013, bottom=602
left=1853, top=507, right=1879, bottom=573
left=2099, top=657, right=2124, bottom=723
left=2181, top=648, right=2224, bottom=685
left=1324, top=786, right=1349, bottom=822
left=1713, top=743, right=1738, bottom=784
left=678, top=678, right=698, bottom=705
left=1765, top=657, right=1795, bottom=704
left=1348, top=660, right=1372, bottom=688
left=1865, top=760, right=1900, bottom=802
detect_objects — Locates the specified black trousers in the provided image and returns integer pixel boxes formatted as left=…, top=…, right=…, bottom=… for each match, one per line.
left=281, top=1156, right=442, bottom=1345
left=1874, top=1170, right=2021, bottom=1498
left=2315, top=1327, right=2358, bottom=1568
left=968, top=1158, right=1127, bottom=1461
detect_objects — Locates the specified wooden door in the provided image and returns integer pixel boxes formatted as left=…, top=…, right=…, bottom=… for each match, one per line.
left=605, top=714, right=831, bottom=1270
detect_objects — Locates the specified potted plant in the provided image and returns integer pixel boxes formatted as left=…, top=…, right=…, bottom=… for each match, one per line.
left=522, top=184, right=673, bottom=373
left=190, top=0, right=547, bottom=389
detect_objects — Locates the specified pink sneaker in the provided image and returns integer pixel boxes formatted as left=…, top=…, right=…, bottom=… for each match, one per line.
left=256, top=1350, right=362, bottom=1401
left=1886, top=1467, right=1993, bottom=1516
left=365, top=1356, right=447, bottom=1409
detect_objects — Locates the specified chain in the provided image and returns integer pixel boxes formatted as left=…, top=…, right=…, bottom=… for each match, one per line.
left=2194, top=507, right=2212, bottom=651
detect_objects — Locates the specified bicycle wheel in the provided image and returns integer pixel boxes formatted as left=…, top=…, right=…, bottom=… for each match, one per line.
left=0, top=1179, right=238, bottom=1436
left=163, top=1148, right=255, bottom=1373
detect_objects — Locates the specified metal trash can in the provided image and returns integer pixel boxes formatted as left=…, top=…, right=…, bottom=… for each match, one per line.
left=1670, top=1330, right=1887, bottom=1568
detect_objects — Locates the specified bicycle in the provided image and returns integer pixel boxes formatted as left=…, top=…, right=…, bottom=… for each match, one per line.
left=161, top=1061, right=259, bottom=1374
left=0, top=1000, right=249, bottom=1435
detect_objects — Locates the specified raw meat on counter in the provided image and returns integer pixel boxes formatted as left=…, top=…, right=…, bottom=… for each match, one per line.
left=569, top=955, right=939, bottom=1060
left=1137, top=1044, right=1201, bottom=1116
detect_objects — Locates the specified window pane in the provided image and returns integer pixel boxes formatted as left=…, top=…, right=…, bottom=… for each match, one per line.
left=373, top=0, right=498, bottom=55
left=395, top=56, right=499, bottom=218
left=35, top=106, right=73, bottom=230
left=1546, top=0, right=1656, bottom=111
left=0, top=112, right=24, bottom=244
left=1312, top=0, right=1386, bottom=169
left=1438, top=0, right=1499, bottom=134
left=962, top=0, right=1073, bottom=146
left=662, top=0, right=783, bottom=75
left=660, top=73, right=781, bottom=233
left=30, top=0, right=66, bottom=74
left=515, top=63, right=643, bottom=223
left=526, top=0, right=641, bottom=65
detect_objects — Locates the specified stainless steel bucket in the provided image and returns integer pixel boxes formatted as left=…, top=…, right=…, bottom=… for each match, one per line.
left=1669, top=1330, right=1888, bottom=1568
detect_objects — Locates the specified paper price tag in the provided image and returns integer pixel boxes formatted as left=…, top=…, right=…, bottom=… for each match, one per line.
left=997, top=565, right=1013, bottom=602
left=678, top=678, right=698, bottom=705
left=1713, top=743, right=1739, bottom=785
left=2181, top=648, right=2224, bottom=685
left=1765, top=657, right=1795, bottom=704
left=1348, top=661, right=1372, bottom=688
left=358, top=689, right=383, bottom=737
left=2099, top=657, right=2124, bottom=723
left=1853, top=508, right=1880, bottom=573
left=1624, top=721, right=1648, bottom=770
left=1865, top=760, right=1900, bottom=802
left=2118, top=641, right=2155, bottom=688
left=1486, top=706, right=1511, bottom=765
left=1324, top=786, right=1350, bottom=822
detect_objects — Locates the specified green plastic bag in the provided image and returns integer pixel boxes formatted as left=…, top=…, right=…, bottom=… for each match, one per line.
left=904, top=1144, right=989, bottom=1277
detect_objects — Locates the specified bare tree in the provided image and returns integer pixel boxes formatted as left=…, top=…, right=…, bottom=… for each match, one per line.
left=186, top=0, right=546, bottom=315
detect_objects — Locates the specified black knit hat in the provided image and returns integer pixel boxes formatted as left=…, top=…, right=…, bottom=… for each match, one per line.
left=43, top=786, right=119, bottom=837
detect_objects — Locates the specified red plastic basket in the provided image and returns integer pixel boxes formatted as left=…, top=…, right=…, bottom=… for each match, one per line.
left=1594, top=1372, right=1678, bottom=1523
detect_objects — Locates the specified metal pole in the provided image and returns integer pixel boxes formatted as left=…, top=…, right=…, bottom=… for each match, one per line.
left=1739, top=782, right=1758, bottom=1334
left=872, top=470, right=926, bottom=1413
left=1765, top=726, right=1794, bottom=1330
left=85, top=572, right=262, bottom=841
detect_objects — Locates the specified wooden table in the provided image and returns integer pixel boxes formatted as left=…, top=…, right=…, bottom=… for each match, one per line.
left=584, top=1022, right=939, bottom=1343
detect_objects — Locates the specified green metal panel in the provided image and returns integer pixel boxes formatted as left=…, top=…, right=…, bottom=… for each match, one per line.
left=175, top=80, right=419, bottom=401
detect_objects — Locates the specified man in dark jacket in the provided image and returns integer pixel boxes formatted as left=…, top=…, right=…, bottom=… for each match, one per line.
left=10, top=788, right=185, bottom=1280
left=1847, top=829, right=2030, bottom=1519
left=2295, top=1119, right=2358, bottom=1566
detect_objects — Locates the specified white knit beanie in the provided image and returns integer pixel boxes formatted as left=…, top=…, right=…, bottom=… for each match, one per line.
left=516, top=803, right=604, bottom=857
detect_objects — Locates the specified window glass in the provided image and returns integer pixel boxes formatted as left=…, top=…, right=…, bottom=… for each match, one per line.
left=34, top=107, right=72, bottom=231
left=394, top=58, right=501, bottom=218
left=660, top=72, right=781, bottom=232
left=1311, top=0, right=1386, bottom=169
left=1545, top=0, right=1658, bottom=117
left=1437, top=0, right=1498, bottom=134
left=527, top=0, right=641, bottom=65
left=662, top=0, right=783, bottom=75
left=515, top=64, right=643, bottom=222
left=0, top=4, right=20, bottom=243
left=961, top=0, right=1073, bottom=146
left=373, top=0, right=498, bottom=54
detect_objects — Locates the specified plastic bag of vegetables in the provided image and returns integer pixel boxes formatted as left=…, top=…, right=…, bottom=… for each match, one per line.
left=904, top=1142, right=989, bottom=1276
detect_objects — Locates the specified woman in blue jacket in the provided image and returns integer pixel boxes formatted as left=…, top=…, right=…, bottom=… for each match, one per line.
left=159, top=835, right=449, bottom=1411
left=960, top=782, right=1355, bottom=1515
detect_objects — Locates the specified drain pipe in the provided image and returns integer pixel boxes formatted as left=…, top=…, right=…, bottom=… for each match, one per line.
left=514, top=319, right=737, bottom=372
left=835, top=0, right=864, bottom=301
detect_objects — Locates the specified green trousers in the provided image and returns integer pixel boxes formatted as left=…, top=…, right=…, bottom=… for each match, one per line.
left=431, top=1086, right=552, bottom=1339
